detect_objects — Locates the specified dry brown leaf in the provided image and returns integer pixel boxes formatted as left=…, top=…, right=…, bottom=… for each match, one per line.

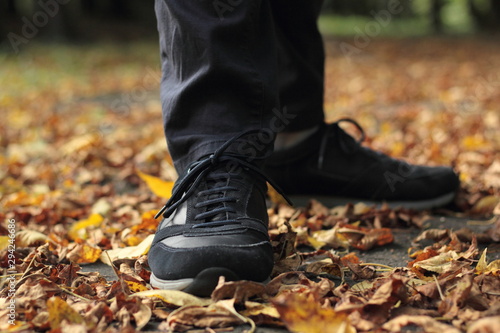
left=166, top=300, right=247, bottom=332
left=272, top=291, right=356, bottom=333
left=382, top=315, right=460, bottom=333
left=467, top=316, right=500, bottom=333
left=240, top=301, right=283, bottom=327
left=132, top=289, right=212, bottom=307
left=211, top=277, right=267, bottom=303
left=413, top=250, right=460, bottom=274
left=16, top=229, right=49, bottom=247
left=438, top=273, right=474, bottom=318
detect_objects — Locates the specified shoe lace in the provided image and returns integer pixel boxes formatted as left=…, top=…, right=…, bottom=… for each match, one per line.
left=155, top=130, right=292, bottom=226
left=318, top=118, right=366, bottom=170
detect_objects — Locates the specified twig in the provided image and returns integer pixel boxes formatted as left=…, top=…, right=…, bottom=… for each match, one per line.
left=359, top=263, right=394, bottom=270
left=0, top=273, right=23, bottom=278
left=40, top=277, right=92, bottom=302
left=20, top=251, right=38, bottom=280
left=433, top=275, right=445, bottom=301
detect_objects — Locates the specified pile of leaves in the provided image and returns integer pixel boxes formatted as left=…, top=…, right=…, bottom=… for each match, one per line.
left=1, top=36, right=499, bottom=332
left=1, top=200, right=499, bottom=332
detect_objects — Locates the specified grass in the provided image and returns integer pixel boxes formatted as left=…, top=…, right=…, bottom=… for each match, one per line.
left=318, top=14, right=433, bottom=37
left=318, top=6, right=476, bottom=37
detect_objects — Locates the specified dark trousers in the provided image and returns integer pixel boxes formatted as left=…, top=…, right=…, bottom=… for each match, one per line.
left=155, top=0, right=325, bottom=172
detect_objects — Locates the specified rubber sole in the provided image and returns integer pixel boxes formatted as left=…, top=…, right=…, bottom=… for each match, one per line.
left=150, top=267, right=240, bottom=297
left=288, top=191, right=456, bottom=210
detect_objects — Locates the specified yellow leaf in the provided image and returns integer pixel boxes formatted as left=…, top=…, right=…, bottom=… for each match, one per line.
left=66, top=242, right=102, bottom=264
left=241, top=301, right=280, bottom=319
left=124, top=235, right=143, bottom=247
left=2, top=191, right=44, bottom=208
left=267, top=183, right=288, bottom=205
left=461, top=135, right=488, bottom=151
left=470, top=195, right=500, bottom=216
left=132, top=289, right=212, bottom=307
left=68, top=213, right=103, bottom=241
left=475, top=248, right=500, bottom=276
left=47, top=296, right=85, bottom=330
left=137, top=170, right=173, bottom=199
left=476, top=248, right=488, bottom=274
left=0, top=236, right=10, bottom=252
left=486, top=260, right=500, bottom=275
left=312, top=226, right=350, bottom=249
left=307, top=236, right=327, bottom=250
left=125, top=281, right=149, bottom=293
left=100, top=234, right=154, bottom=266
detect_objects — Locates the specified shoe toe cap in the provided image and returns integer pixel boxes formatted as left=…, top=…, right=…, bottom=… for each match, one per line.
left=148, top=231, right=273, bottom=282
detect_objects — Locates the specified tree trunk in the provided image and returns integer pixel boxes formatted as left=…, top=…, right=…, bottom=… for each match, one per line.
left=431, top=0, right=444, bottom=34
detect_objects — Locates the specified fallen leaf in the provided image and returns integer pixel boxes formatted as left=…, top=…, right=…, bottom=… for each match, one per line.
left=16, top=229, right=49, bottom=247
left=382, top=315, right=460, bottom=333
left=66, top=241, right=102, bottom=264
left=469, top=195, right=500, bottom=216
left=467, top=316, right=500, bottom=333
left=240, top=301, right=283, bottom=327
left=47, top=296, right=86, bottom=330
left=437, top=273, right=473, bottom=318
left=0, top=236, right=10, bottom=251
left=412, top=250, right=460, bottom=274
left=132, top=289, right=212, bottom=307
left=475, top=248, right=500, bottom=276
left=211, top=278, right=267, bottom=303
left=137, top=170, right=174, bottom=199
left=100, top=234, right=154, bottom=265
left=131, top=301, right=152, bottom=331
left=165, top=301, right=246, bottom=332
left=68, top=213, right=104, bottom=241
left=272, top=291, right=356, bottom=333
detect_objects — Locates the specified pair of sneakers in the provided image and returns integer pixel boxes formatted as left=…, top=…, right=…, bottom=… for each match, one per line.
left=148, top=120, right=459, bottom=296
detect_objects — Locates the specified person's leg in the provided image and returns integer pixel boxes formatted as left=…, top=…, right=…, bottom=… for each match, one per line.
left=156, top=0, right=279, bottom=172
left=266, top=1, right=460, bottom=209
left=150, top=0, right=283, bottom=296
left=270, top=0, right=325, bottom=136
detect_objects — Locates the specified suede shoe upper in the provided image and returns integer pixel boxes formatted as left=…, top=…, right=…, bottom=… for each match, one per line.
left=265, top=119, right=460, bottom=207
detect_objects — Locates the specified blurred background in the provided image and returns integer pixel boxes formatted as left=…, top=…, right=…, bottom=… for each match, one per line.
left=1, top=0, right=500, bottom=43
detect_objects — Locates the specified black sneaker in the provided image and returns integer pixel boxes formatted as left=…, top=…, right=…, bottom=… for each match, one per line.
left=265, top=119, right=460, bottom=210
left=148, top=134, right=283, bottom=296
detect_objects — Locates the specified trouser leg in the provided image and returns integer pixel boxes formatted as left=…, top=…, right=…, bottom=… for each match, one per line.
left=155, top=0, right=279, bottom=172
left=271, top=0, right=325, bottom=132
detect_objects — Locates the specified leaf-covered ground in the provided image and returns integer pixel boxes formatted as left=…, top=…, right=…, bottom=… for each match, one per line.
left=1, top=36, right=499, bottom=332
